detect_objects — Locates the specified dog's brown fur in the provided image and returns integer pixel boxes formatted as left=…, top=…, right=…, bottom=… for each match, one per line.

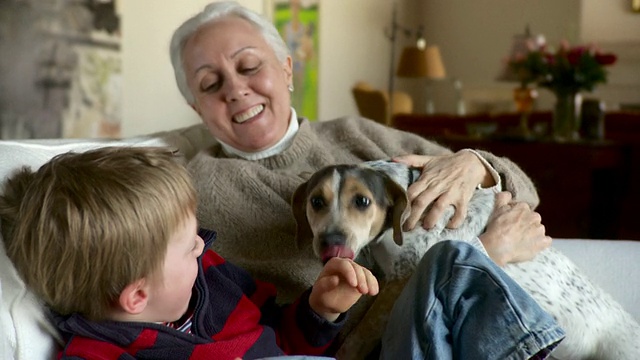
left=292, top=164, right=408, bottom=263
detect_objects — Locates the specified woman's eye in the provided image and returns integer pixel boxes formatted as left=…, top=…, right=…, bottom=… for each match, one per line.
left=310, top=196, right=325, bottom=211
left=240, top=66, right=259, bottom=74
left=354, top=195, right=371, bottom=209
left=202, top=82, right=219, bottom=93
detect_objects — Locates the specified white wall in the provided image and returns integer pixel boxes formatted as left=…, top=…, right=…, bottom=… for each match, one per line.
left=579, top=0, right=640, bottom=108
left=317, top=0, right=395, bottom=121
left=580, top=0, right=640, bottom=42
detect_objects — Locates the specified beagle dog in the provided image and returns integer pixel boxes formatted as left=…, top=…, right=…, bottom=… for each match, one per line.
left=292, top=160, right=495, bottom=279
left=292, top=160, right=640, bottom=360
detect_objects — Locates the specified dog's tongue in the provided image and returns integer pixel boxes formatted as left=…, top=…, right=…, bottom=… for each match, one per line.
left=321, top=246, right=355, bottom=263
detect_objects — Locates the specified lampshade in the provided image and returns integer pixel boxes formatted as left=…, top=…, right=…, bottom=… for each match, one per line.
left=496, top=26, right=545, bottom=82
left=396, top=45, right=446, bottom=79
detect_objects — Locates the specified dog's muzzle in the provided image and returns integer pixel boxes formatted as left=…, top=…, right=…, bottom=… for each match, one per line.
left=319, top=231, right=355, bottom=263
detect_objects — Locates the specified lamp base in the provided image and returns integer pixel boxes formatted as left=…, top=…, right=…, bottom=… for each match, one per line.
left=454, top=79, right=465, bottom=116
left=513, top=86, right=538, bottom=138
left=425, top=100, right=435, bottom=115
left=425, top=82, right=435, bottom=114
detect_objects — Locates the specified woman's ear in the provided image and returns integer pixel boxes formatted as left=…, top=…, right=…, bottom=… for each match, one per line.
left=118, top=278, right=149, bottom=315
left=283, top=55, right=293, bottom=84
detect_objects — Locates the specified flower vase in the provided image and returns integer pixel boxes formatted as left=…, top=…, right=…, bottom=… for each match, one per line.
left=513, top=86, right=538, bottom=138
left=552, top=91, right=581, bottom=141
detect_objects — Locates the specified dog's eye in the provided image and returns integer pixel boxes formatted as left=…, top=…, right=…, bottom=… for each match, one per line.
left=310, top=196, right=325, bottom=210
left=354, top=195, right=371, bottom=210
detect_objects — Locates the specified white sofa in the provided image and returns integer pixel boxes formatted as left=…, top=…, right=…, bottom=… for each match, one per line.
left=1, top=124, right=639, bottom=359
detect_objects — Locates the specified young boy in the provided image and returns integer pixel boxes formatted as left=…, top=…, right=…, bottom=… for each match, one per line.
left=0, top=146, right=378, bottom=360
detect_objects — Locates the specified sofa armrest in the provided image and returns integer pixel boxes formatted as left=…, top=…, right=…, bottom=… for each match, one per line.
left=553, top=238, right=640, bottom=321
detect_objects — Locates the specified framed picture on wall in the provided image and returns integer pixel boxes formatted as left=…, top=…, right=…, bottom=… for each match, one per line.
left=266, top=0, right=320, bottom=121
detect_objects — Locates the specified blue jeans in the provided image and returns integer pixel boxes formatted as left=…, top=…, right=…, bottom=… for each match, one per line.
left=380, top=241, right=565, bottom=360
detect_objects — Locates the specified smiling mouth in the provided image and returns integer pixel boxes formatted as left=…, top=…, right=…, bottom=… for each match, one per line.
left=233, top=104, right=264, bottom=123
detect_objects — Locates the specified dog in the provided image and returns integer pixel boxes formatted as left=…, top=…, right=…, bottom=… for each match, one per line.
left=292, top=160, right=640, bottom=360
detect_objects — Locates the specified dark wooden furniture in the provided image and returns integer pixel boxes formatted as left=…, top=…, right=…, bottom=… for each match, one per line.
left=393, top=111, right=640, bottom=240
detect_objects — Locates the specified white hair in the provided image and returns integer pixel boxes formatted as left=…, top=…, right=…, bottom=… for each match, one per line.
left=170, top=1, right=290, bottom=104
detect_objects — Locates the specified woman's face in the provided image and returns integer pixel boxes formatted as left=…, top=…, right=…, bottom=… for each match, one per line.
left=182, top=17, right=293, bottom=152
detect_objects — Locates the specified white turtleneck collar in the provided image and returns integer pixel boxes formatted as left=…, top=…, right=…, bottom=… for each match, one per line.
left=218, top=108, right=299, bottom=160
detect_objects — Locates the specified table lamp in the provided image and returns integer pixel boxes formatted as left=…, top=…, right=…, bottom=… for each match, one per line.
left=396, top=41, right=447, bottom=114
left=497, top=25, right=545, bottom=137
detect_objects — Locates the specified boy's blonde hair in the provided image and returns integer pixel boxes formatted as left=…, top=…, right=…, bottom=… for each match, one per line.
left=0, top=147, right=197, bottom=321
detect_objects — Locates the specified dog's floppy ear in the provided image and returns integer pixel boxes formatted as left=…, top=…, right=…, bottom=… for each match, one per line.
left=384, top=177, right=410, bottom=246
left=291, top=181, right=313, bottom=249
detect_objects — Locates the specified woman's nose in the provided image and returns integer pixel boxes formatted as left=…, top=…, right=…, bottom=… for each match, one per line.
left=223, top=75, right=249, bottom=102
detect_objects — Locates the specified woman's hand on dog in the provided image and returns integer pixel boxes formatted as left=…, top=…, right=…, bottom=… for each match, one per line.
left=309, top=257, right=379, bottom=322
left=393, top=150, right=494, bottom=231
left=479, top=191, right=552, bottom=266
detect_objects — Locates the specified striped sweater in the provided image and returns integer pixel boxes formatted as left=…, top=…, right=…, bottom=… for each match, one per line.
left=54, top=229, right=344, bottom=359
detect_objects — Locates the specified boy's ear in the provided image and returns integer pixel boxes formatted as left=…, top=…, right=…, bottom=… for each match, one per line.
left=119, top=278, right=149, bottom=315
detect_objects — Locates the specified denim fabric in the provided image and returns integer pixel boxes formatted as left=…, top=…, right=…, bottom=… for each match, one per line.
left=380, top=241, right=565, bottom=360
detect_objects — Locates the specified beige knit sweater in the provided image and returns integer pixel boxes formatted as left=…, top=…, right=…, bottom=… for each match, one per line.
left=188, top=116, right=538, bottom=303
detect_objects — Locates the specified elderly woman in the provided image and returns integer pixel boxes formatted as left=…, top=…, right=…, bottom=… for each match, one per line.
left=169, top=1, right=563, bottom=358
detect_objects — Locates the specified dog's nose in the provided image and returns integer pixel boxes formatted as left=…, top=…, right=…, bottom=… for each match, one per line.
left=318, top=231, right=354, bottom=263
left=319, top=231, right=346, bottom=247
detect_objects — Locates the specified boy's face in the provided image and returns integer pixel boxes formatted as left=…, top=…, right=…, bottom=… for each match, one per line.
left=145, top=213, right=204, bottom=322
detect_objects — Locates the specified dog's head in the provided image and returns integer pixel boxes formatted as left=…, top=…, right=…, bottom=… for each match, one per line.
left=291, top=164, right=409, bottom=263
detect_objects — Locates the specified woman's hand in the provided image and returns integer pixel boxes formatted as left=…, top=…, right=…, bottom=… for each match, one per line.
left=479, top=192, right=552, bottom=266
left=393, top=151, right=495, bottom=231
left=309, top=257, right=379, bottom=322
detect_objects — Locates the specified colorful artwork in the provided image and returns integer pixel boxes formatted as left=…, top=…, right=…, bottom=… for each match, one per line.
left=272, top=0, right=319, bottom=120
left=0, top=0, right=121, bottom=139
left=65, top=43, right=122, bottom=138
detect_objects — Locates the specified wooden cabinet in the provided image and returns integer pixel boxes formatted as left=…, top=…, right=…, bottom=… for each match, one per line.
left=393, top=112, right=640, bottom=240
left=437, top=137, right=630, bottom=240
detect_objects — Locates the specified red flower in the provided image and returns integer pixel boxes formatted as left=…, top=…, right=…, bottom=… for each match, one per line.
left=567, top=46, right=588, bottom=65
left=594, top=52, right=617, bottom=66
left=544, top=53, right=556, bottom=65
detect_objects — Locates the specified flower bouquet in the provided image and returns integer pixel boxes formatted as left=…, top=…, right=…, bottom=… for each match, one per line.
left=507, top=39, right=617, bottom=140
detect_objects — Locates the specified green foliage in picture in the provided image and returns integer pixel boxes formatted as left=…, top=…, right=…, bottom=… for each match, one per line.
left=274, top=1, right=319, bottom=120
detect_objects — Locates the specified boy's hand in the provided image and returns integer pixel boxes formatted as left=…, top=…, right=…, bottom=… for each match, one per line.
left=309, top=257, right=379, bottom=322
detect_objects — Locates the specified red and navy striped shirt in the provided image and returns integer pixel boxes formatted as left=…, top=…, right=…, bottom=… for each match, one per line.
left=54, top=229, right=345, bottom=359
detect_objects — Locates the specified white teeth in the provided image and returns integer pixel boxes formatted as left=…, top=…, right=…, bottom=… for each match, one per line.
left=233, top=104, right=264, bottom=123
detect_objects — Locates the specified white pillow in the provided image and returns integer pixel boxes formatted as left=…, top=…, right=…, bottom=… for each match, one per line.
left=0, top=220, right=61, bottom=360
left=0, top=136, right=170, bottom=181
